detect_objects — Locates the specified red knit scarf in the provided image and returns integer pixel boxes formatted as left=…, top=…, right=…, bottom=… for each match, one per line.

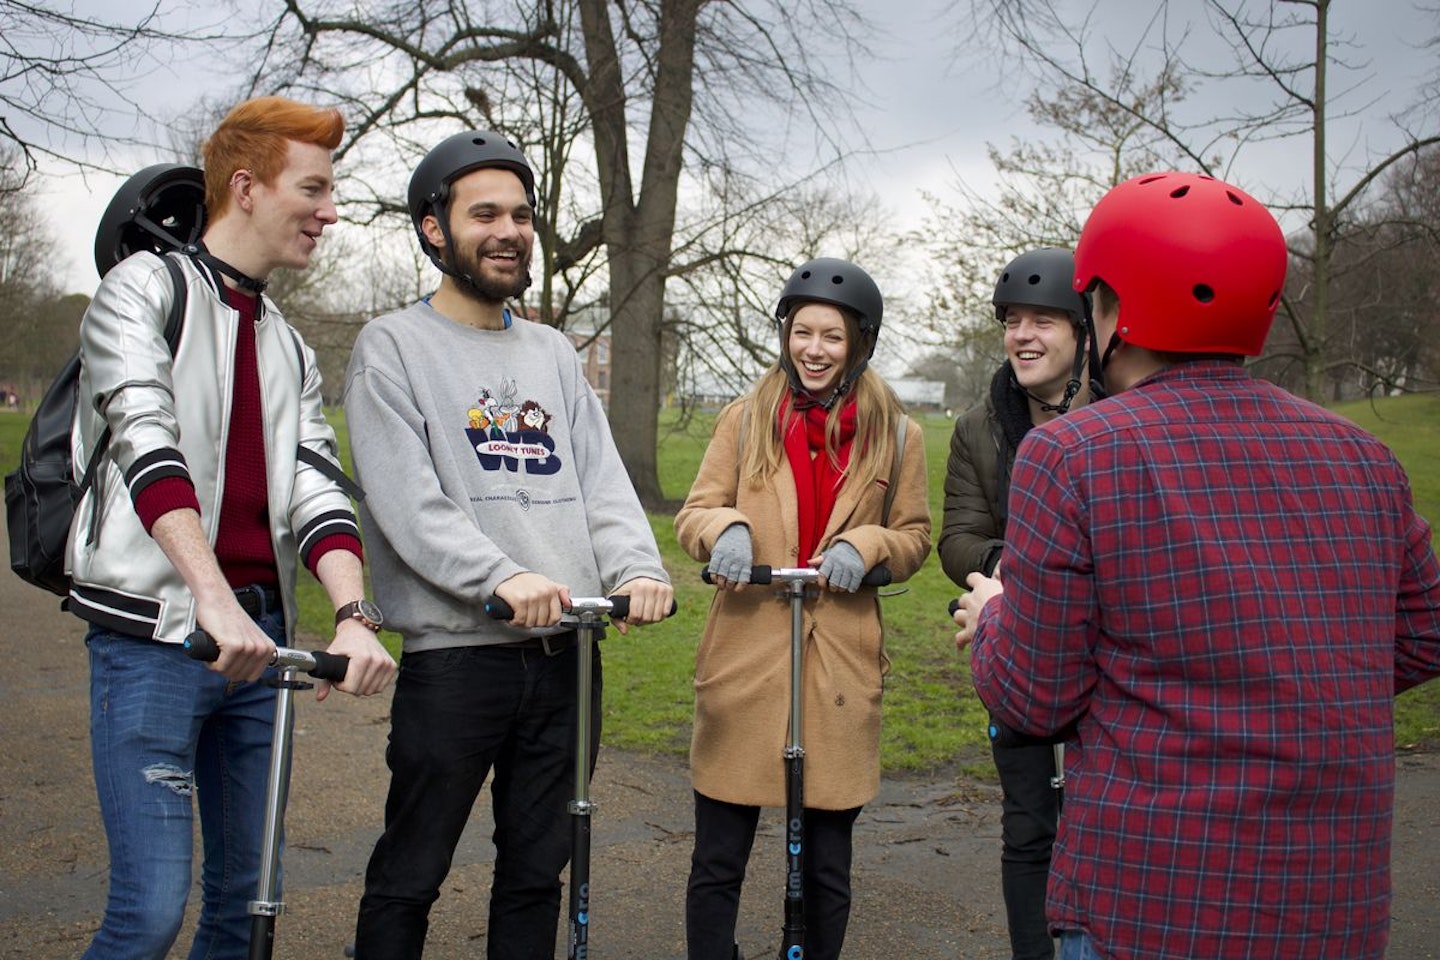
left=781, top=394, right=857, bottom=561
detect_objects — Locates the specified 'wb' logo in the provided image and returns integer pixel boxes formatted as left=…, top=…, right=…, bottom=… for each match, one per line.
left=466, top=428, right=562, bottom=475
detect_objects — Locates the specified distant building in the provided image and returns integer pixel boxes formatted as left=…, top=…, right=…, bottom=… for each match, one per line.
left=888, top=378, right=946, bottom=411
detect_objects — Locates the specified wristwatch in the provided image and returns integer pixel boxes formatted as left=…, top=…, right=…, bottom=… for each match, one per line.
left=335, top=598, right=384, bottom=632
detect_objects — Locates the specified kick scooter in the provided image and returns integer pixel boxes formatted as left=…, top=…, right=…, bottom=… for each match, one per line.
left=484, top=591, right=676, bottom=960
left=184, top=630, right=349, bottom=960
left=704, top=564, right=890, bottom=960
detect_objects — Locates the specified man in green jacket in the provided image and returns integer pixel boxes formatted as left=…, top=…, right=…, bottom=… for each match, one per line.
left=938, top=247, right=1099, bottom=960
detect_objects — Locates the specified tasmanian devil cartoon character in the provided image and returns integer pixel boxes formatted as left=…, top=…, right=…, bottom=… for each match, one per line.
left=519, top=399, right=552, bottom=435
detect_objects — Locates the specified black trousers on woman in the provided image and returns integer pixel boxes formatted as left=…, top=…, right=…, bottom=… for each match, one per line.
left=686, top=790, right=862, bottom=960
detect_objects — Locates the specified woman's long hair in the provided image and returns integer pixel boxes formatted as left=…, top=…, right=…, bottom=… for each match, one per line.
left=737, top=308, right=903, bottom=492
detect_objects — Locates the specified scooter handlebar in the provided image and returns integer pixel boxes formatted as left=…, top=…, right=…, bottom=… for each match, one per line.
left=701, top=565, right=892, bottom=587
left=483, top=595, right=678, bottom=623
left=183, top=630, right=350, bottom=683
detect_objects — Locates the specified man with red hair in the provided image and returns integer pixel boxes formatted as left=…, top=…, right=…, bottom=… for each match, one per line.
left=954, top=173, right=1440, bottom=959
left=71, top=96, right=394, bottom=959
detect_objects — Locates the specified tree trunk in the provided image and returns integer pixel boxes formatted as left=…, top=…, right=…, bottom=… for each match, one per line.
left=1305, top=0, right=1331, bottom=403
left=578, top=0, right=702, bottom=508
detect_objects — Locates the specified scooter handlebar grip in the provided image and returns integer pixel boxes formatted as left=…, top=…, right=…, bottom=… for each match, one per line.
left=484, top=596, right=515, bottom=621
left=308, top=650, right=350, bottom=683
left=948, top=597, right=961, bottom=616
left=183, top=630, right=221, bottom=663
left=862, top=567, right=892, bottom=587
left=700, top=564, right=775, bottom=585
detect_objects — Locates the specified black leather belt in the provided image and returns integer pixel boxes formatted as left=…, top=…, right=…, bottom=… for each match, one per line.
left=233, top=584, right=282, bottom=617
left=498, top=630, right=579, bottom=657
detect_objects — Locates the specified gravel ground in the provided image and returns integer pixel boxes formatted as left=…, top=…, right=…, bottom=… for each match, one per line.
left=2, top=540, right=1436, bottom=959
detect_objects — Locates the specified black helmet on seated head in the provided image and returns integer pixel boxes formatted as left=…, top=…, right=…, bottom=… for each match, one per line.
left=992, top=247, right=1088, bottom=324
left=407, top=131, right=537, bottom=274
left=93, top=163, right=206, bottom=279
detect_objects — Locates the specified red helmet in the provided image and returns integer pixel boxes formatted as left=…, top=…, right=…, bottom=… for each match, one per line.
left=1073, top=172, right=1287, bottom=356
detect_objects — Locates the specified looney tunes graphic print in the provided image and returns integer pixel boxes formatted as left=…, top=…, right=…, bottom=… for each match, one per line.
left=464, top=378, right=561, bottom=474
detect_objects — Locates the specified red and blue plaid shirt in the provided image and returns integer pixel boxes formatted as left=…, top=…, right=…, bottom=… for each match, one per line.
left=971, top=361, right=1440, bottom=959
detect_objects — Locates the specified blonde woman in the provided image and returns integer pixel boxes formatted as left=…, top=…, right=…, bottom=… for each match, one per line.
left=676, top=258, right=931, bottom=960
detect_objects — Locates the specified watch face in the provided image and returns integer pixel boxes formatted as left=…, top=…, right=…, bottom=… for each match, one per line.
left=357, top=599, right=383, bottom=626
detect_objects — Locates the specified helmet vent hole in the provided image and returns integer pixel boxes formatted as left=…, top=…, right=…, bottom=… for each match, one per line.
left=1026, top=273, right=1042, bottom=285
left=830, top=275, right=844, bottom=285
left=1170, top=185, right=1190, bottom=199
left=1226, top=190, right=1244, bottom=206
left=1193, top=284, right=1215, bottom=304
left=800, top=270, right=813, bottom=280
left=1268, top=290, right=1280, bottom=308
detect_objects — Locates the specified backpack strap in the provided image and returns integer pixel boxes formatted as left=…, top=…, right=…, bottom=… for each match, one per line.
left=285, top=325, right=366, bottom=502
left=881, top=414, right=907, bottom=527
left=298, top=446, right=365, bottom=502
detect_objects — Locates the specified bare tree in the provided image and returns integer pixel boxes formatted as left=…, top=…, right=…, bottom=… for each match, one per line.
left=1294, top=143, right=1440, bottom=397
left=917, top=69, right=1195, bottom=352
left=0, top=152, right=85, bottom=396
left=962, top=0, right=1440, bottom=402
left=248, top=0, right=875, bottom=506
left=0, top=1, right=236, bottom=189
left=665, top=168, right=897, bottom=417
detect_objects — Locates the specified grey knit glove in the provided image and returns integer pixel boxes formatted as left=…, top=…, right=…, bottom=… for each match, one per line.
left=707, top=524, right=753, bottom=584
left=818, top=540, right=865, bottom=593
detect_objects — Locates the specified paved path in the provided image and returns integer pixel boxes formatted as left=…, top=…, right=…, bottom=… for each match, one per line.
left=1, top=547, right=1436, bottom=958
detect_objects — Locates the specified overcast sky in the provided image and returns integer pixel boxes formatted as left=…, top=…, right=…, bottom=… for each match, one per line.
left=30, top=0, right=1437, bottom=296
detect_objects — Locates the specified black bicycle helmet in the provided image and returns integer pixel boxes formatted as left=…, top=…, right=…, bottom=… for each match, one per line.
left=407, top=130, right=537, bottom=274
left=775, top=257, right=884, bottom=345
left=992, top=247, right=1087, bottom=323
left=774, top=258, right=884, bottom=408
left=93, top=163, right=206, bottom=278
left=992, top=247, right=1101, bottom=414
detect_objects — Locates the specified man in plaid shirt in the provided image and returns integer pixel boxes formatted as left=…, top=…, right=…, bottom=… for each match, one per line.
left=954, top=172, right=1440, bottom=959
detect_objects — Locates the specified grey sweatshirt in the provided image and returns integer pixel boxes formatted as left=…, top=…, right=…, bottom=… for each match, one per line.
left=343, top=300, right=669, bottom=653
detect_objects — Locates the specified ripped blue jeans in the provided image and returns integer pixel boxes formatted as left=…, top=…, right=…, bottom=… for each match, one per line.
left=83, top=607, right=284, bottom=960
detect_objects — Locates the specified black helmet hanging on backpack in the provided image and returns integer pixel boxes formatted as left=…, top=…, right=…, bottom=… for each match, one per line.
left=407, top=131, right=538, bottom=280
left=991, top=246, right=1101, bottom=414
left=773, top=257, right=884, bottom=408
left=93, top=163, right=206, bottom=279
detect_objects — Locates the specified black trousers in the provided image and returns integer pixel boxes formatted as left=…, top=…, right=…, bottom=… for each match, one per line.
left=353, top=641, right=600, bottom=960
left=686, top=790, right=862, bottom=960
left=992, top=736, right=1061, bottom=960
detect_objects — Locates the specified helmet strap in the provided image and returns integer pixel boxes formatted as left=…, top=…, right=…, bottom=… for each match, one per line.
left=1099, top=330, right=1123, bottom=373
left=184, top=242, right=267, bottom=294
left=1039, top=321, right=1095, bottom=415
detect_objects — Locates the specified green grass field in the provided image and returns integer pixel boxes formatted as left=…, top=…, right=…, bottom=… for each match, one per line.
left=2, top=391, right=1437, bottom=777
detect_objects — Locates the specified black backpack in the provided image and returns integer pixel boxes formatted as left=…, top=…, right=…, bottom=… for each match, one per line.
left=5, top=163, right=362, bottom=599
left=5, top=254, right=188, bottom=596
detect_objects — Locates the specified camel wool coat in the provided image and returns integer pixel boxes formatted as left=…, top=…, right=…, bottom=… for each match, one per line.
left=675, top=398, right=932, bottom=810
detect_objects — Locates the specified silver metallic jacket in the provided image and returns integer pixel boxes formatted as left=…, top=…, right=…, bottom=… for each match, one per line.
left=67, top=252, right=359, bottom=642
